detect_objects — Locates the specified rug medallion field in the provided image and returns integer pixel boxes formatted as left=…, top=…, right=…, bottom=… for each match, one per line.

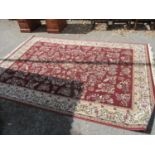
left=0, top=36, right=155, bottom=131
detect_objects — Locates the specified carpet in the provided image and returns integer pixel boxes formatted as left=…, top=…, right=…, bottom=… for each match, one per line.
left=0, top=36, right=155, bottom=131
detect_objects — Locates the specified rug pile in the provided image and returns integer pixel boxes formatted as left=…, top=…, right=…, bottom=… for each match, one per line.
left=0, top=36, right=154, bottom=131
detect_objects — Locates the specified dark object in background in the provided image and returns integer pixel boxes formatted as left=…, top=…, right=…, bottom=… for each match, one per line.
left=17, top=19, right=41, bottom=32
left=92, top=19, right=155, bottom=30
left=17, top=19, right=67, bottom=33
left=46, top=19, right=67, bottom=33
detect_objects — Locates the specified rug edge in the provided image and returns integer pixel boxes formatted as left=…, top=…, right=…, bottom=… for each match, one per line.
left=0, top=94, right=147, bottom=132
left=0, top=35, right=35, bottom=65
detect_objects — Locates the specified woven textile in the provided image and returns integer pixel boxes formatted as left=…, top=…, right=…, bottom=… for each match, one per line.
left=0, top=36, right=154, bottom=131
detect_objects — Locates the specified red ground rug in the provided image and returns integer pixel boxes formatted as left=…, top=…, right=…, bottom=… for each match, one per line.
left=0, top=36, right=155, bottom=131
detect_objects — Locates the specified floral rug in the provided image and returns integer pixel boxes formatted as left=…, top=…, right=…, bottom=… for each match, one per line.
left=0, top=36, right=155, bottom=131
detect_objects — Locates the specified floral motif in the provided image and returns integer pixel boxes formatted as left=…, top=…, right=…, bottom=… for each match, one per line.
left=0, top=41, right=133, bottom=108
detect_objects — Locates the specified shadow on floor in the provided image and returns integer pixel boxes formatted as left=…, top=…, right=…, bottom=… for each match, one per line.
left=0, top=63, right=83, bottom=134
left=34, top=24, right=93, bottom=34
left=0, top=105, right=4, bottom=134
left=62, top=24, right=93, bottom=34
left=0, top=99, right=79, bottom=135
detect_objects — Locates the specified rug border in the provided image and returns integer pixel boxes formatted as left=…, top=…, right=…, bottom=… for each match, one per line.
left=33, top=35, right=149, bottom=46
left=0, top=95, right=146, bottom=131
left=0, top=35, right=149, bottom=65
left=147, top=44, right=155, bottom=92
left=0, top=35, right=34, bottom=65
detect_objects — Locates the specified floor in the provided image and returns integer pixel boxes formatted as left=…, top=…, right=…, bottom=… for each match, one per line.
left=0, top=19, right=155, bottom=135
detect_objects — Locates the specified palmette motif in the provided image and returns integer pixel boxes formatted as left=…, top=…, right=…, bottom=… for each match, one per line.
left=0, top=37, right=154, bottom=130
